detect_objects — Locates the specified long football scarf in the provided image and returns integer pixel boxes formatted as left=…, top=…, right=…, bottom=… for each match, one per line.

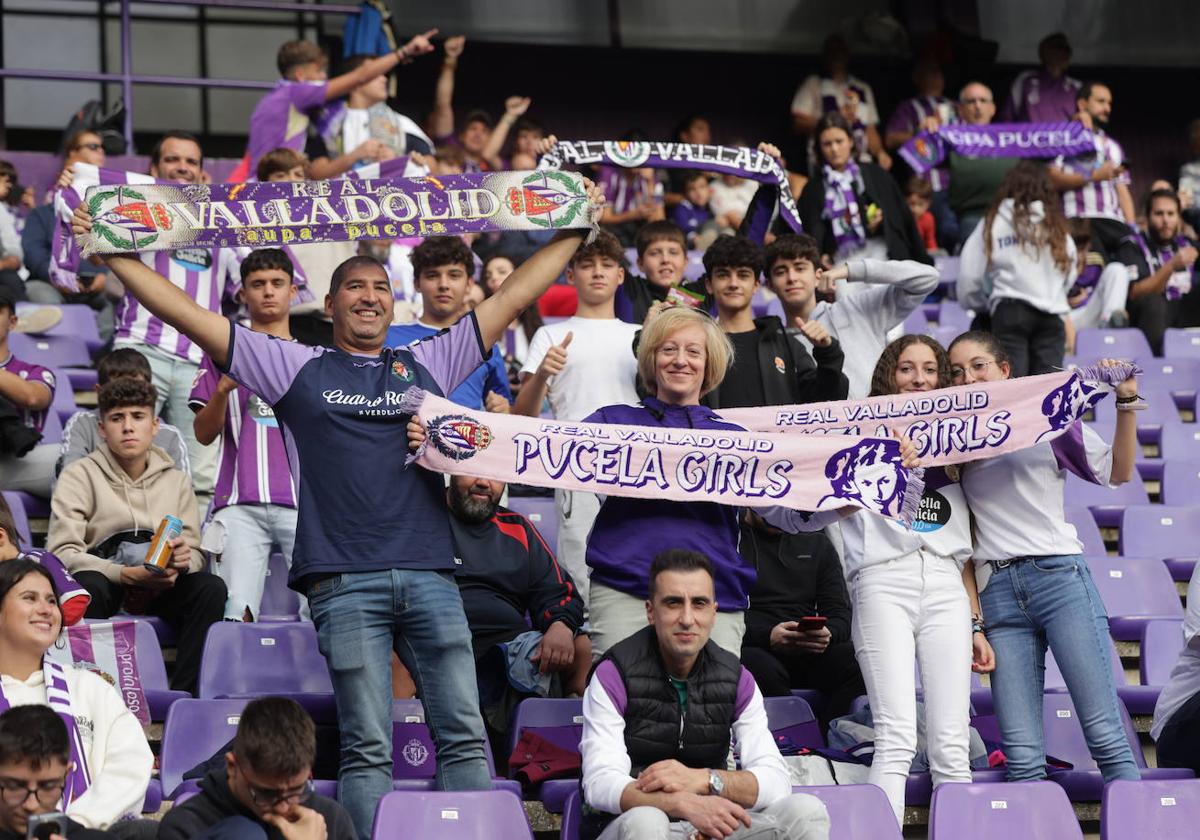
left=0, top=659, right=92, bottom=802
left=900, top=122, right=1096, bottom=177
left=537, top=140, right=803, bottom=232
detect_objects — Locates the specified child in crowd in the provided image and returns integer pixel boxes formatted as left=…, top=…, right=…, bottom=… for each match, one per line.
left=904, top=176, right=939, bottom=253
left=958, top=161, right=1076, bottom=376
left=669, top=171, right=719, bottom=250
left=190, top=249, right=301, bottom=622
left=515, top=232, right=640, bottom=604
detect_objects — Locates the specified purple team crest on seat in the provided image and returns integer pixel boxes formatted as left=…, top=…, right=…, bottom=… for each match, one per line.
left=429, top=414, right=495, bottom=461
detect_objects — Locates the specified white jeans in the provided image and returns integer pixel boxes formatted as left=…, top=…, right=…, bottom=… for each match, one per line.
left=0, top=444, right=57, bottom=497
left=124, top=342, right=218, bottom=495
left=588, top=582, right=745, bottom=660
left=556, top=489, right=599, bottom=607
left=204, top=503, right=300, bottom=620
left=1069, top=262, right=1130, bottom=329
left=596, top=795, right=831, bottom=840
left=850, top=552, right=973, bottom=827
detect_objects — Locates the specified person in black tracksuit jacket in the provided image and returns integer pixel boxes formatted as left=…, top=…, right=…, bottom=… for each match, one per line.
left=447, top=474, right=589, bottom=725
left=699, top=235, right=849, bottom=410
left=738, top=513, right=865, bottom=725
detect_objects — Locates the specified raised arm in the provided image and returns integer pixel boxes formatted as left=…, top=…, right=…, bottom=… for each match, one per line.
left=324, top=29, right=438, bottom=102
left=72, top=206, right=231, bottom=367
left=482, top=96, right=531, bottom=168
left=473, top=180, right=604, bottom=348
left=428, top=36, right=465, bottom=139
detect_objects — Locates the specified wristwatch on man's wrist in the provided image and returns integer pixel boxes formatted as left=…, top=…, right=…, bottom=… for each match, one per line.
left=708, top=769, right=724, bottom=796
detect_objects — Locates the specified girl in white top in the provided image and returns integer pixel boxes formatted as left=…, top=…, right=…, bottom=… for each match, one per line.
left=0, top=560, right=152, bottom=830
left=948, top=331, right=1141, bottom=784
left=958, top=161, right=1078, bottom=377
left=833, top=335, right=994, bottom=827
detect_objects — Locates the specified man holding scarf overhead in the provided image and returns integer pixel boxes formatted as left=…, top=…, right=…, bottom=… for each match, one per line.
left=70, top=183, right=605, bottom=840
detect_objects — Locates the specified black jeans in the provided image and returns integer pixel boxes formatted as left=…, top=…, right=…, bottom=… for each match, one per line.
left=991, top=298, right=1065, bottom=377
left=75, top=570, right=227, bottom=696
left=1127, top=291, right=1170, bottom=356
left=1157, top=690, right=1200, bottom=774
left=740, top=640, right=866, bottom=725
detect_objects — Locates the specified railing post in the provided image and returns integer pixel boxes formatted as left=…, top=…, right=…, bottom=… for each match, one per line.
left=121, top=0, right=134, bottom=152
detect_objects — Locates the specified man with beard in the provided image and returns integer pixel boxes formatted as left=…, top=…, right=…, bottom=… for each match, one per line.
left=447, top=474, right=589, bottom=730
left=1116, top=188, right=1199, bottom=353
left=1049, top=82, right=1135, bottom=260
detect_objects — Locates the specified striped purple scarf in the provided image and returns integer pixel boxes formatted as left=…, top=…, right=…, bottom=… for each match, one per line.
left=0, top=659, right=91, bottom=804
left=822, top=162, right=866, bottom=255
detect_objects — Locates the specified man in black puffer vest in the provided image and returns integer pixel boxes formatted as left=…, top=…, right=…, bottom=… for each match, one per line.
left=579, top=549, right=830, bottom=840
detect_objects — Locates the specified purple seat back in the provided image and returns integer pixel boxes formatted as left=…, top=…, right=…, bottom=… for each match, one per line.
left=48, top=369, right=78, bottom=424
left=1064, top=473, right=1150, bottom=528
left=902, top=308, right=929, bottom=334
left=1159, top=425, right=1200, bottom=460
left=1121, top=505, right=1200, bottom=560
left=1139, top=356, right=1200, bottom=397
left=935, top=255, right=960, bottom=284
left=1085, top=556, right=1184, bottom=639
left=560, top=790, right=581, bottom=840
left=160, top=698, right=248, bottom=797
left=197, top=622, right=333, bottom=699
left=1164, top=329, right=1200, bottom=359
left=798, top=784, right=902, bottom=839
left=1075, top=328, right=1154, bottom=362
left=505, top=496, right=558, bottom=553
left=258, top=551, right=301, bottom=619
left=1064, top=505, right=1106, bottom=556
left=929, top=781, right=1083, bottom=839
left=7, top=332, right=91, bottom=369
left=508, top=698, right=583, bottom=757
left=372, top=790, right=531, bottom=840
left=1, top=492, right=32, bottom=545
left=1162, top=460, right=1200, bottom=507
left=763, top=695, right=824, bottom=748
left=1100, top=777, right=1200, bottom=839
left=1042, top=693, right=1146, bottom=772
left=1141, top=618, right=1186, bottom=686
left=938, top=301, right=972, bottom=331
left=1093, top=387, right=1184, bottom=439
left=15, top=303, right=104, bottom=354
left=392, top=699, right=499, bottom=778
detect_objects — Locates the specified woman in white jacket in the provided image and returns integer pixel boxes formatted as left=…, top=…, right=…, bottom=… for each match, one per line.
left=0, top=559, right=152, bottom=832
left=958, top=161, right=1077, bottom=377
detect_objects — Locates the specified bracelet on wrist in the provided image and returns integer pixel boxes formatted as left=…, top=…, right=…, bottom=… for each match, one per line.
left=1115, top=394, right=1139, bottom=404
left=971, top=617, right=986, bottom=635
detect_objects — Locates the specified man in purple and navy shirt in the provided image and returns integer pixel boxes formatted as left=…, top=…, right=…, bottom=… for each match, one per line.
left=75, top=182, right=603, bottom=840
left=0, top=294, right=58, bottom=498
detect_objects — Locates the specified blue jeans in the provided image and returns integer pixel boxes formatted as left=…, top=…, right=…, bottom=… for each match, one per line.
left=307, top=569, right=490, bottom=839
left=980, top=554, right=1140, bottom=782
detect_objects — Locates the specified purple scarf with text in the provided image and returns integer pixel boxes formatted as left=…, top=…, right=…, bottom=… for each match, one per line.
left=900, top=122, right=1096, bottom=177
left=822, top=161, right=867, bottom=255
left=0, top=659, right=91, bottom=803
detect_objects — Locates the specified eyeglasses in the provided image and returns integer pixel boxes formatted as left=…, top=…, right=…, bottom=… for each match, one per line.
left=0, top=778, right=66, bottom=808
left=72, top=143, right=103, bottom=152
left=951, top=360, right=996, bottom=380
left=247, top=777, right=314, bottom=808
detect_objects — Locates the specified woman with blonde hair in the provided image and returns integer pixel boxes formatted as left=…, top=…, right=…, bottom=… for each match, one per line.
left=583, top=306, right=820, bottom=658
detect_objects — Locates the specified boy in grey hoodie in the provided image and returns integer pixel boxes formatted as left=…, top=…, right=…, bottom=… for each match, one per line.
left=47, top=377, right=225, bottom=695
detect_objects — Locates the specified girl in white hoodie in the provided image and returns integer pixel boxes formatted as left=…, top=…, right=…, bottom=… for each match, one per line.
left=958, top=161, right=1077, bottom=377
left=0, top=560, right=152, bottom=831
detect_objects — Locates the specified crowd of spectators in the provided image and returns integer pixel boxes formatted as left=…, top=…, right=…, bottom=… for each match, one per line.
left=0, top=22, right=1195, bottom=840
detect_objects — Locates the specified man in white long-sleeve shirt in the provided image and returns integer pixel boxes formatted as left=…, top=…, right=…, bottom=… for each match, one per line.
left=765, top=233, right=938, bottom=397
left=579, top=550, right=829, bottom=840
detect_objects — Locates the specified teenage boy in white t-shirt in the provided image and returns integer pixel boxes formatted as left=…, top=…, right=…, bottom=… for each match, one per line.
left=515, top=231, right=639, bottom=605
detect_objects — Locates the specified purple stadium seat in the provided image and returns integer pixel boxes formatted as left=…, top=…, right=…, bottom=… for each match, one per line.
left=927, top=324, right=961, bottom=349
left=390, top=700, right=513, bottom=791
left=797, top=784, right=902, bottom=839
left=1141, top=619, right=1186, bottom=687
left=1139, top=357, right=1200, bottom=408
left=125, top=618, right=190, bottom=719
left=1164, top=328, right=1200, bottom=359
left=1064, top=505, right=1107, bottom=556
left=1100, top=777, right=1200, bottom=839
left=560, top=790, right=581, bottom=840
left=507, top=698, right=582, bottom=812
left=372, top=790, right=532, bottom=840
left=1085, top=556, right=1184, bottom=640
left=929, top=781, right=1083, bottom=839
left=1121, top=505, right=1200, bottom=582
left=1162, top=460, right=1200, bottom=506
left=1159, top=424, right=1200, bottom=460
left=1093, top=386, right=1184, bottom=443
left=935, top=254, right=960, bottom=285
left=1, top=492, right=32, bottom=545
left=1064, top=472, right=1150, bottom=528
left=937, top=301, right=972, bottom=331
left=505, top=495, right=558, bottom=553
left=160, top=697, right=248, bottom=798
left=7, top=332, right=90, bottom=368
left=47, top=369, right=78, bottom=424
left=1075, top=328, right=1154, bottom=362
left=902, top=308, right=929, bottom=334
left=197, top=622, right=335, bottom=720
left=15, top=303, right=103, bottom=353
left=257, top=551, right=301, bottom=620
left=764, top=695, right=824, bottom=748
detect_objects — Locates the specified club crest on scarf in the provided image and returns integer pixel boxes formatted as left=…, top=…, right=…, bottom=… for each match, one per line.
left=506, top=171, right=588, bottom=229
left=428, top=414, right=495, bottom=461
left=603, top=140, right=653, bottom=168
left=89, top=185, right=172, bottom=251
